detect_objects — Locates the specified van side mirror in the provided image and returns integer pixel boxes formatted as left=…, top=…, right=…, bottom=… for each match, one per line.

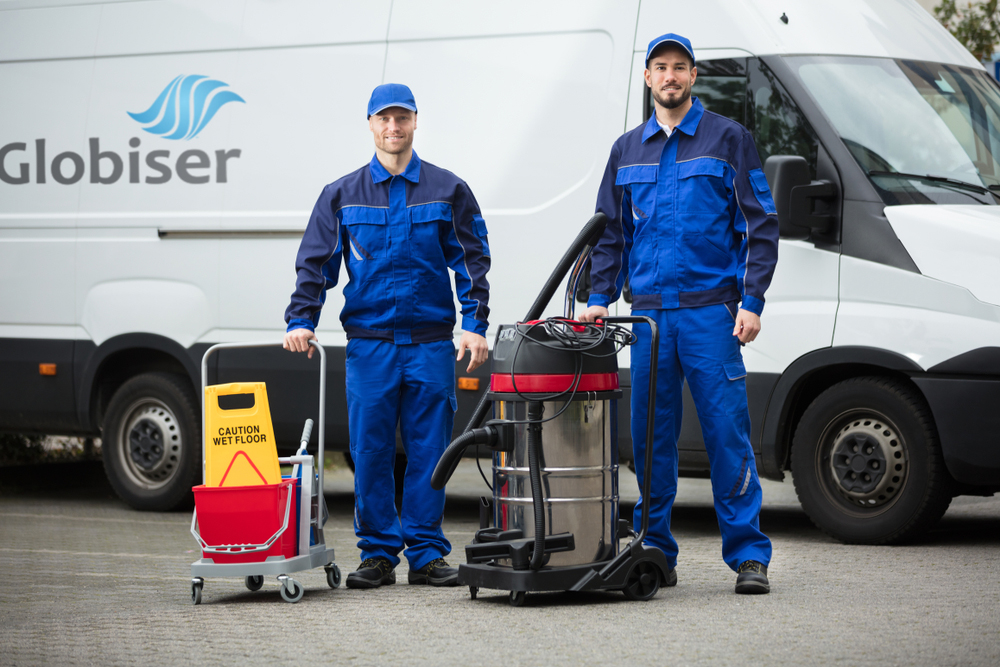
left=763, top=155, right=836, bottom=239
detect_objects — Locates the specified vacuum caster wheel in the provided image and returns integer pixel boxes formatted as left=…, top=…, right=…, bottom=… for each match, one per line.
left=279, top=577, right=304, bottom=603
left=469, top=586, right=479, bottom=600
left=508, top=590, right=526, bottom=607
left=622, top=559, right=660, bottom=601
left=191, top=578, right=203, bottom=605
left=325, top=564, right=342, bottom=589
left=245, top=575, right=264, bottom=592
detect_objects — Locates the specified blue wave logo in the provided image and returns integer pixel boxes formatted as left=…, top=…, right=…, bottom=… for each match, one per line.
left=127, top=75, right=245, bottom=140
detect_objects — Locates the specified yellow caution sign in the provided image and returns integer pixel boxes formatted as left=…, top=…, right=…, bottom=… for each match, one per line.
left=204, top=382, right=281, bottom=487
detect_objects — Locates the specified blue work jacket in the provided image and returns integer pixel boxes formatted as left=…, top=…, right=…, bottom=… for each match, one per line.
left=285, top=152, right=491, bottom=344
left=588, top=97, right=778, bottom=316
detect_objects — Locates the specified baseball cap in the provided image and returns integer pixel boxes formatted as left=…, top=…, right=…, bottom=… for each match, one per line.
left=645, top=33, right=695, bottom=68
left=367, top=83, right=418, bottom=118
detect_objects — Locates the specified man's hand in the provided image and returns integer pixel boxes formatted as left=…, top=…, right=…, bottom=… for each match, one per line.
left=733, top=309, right=761, bottom=344
left=457, top=331, right=488, bottom=372
left=284, top=328, right=318, bottom=359
left=578, top=305, right=610, bottom=323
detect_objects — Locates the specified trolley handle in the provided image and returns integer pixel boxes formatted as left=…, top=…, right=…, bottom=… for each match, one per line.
left=299, top=418, right=314, bottom=451
left=200, top=339, right=327, bottom=495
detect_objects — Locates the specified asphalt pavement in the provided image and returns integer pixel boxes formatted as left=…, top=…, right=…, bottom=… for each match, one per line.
left=0, top=458, right=997, bottom=666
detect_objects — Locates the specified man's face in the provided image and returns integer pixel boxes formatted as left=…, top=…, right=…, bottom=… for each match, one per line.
left=644, top=46, right=696, bottom=111
left=369, top=107, right=417, bottom=155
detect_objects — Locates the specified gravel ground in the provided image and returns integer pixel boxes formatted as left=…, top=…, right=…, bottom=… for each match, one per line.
left=0, top=460, right=997, bottom=666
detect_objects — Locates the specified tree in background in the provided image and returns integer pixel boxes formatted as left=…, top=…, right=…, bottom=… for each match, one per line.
left=935, top=0, right=1000, bottom=62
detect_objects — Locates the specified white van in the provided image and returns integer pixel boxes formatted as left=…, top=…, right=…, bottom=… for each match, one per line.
left=1, top=0, right=997, bottom=543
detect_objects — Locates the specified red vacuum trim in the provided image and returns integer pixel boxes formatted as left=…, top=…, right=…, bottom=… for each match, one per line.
left=490, top=372, right=619, bottom=393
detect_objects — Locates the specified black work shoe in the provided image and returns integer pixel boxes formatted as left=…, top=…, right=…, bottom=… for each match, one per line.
left=735, top=560, right=769, bottom=594
left=407, top=558, right=459, bottom=586
left=664, top=567, right=678, bottom=587
left=346, top=557, right=396, bottom=589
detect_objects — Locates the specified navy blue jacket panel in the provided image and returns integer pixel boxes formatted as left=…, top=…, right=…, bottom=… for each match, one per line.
left=285, top=152, right=491, bottom=344
left=588, top=97, right=779, bottom=315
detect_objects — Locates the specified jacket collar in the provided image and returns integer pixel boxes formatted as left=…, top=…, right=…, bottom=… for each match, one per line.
left=641, top=96, right=705, bottom=143
left=369, top=150, right=422, bottom=184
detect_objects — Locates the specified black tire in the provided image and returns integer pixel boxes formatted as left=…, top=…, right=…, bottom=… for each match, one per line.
left=622, top=559, right=660, bottom=601
left=245, top=575, right=264, bottom=592
left=325, top=564, right=341, bottom=589
left=101, top=372, right=200, bottom=511
left=791, top=377, right=952, bottom=544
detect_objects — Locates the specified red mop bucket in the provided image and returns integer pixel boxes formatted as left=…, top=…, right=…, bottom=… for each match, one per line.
left=193, top=479, right=298, bottom=564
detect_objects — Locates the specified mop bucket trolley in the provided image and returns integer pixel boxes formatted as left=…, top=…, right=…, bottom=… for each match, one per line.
left=189, top=340, right=339, bottom=604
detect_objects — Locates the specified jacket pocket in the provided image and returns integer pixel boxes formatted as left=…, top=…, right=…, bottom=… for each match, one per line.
left=341, top=206, right=388, bottom=261
left=617, top=164, right=658, bottom=224
left=408, top=202, right=451, bottom=264
left=676, top=158, right=728, bottom=211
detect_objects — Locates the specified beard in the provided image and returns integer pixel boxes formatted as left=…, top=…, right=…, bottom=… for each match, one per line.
left=376, top=137, right=412, bottom=155
left=652, top=85, right=691, bottom=110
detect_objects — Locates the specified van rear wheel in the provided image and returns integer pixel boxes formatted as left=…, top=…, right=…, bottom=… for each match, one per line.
left=102, top=372, right=200, bottom=511
left=791, top=377, right=952, bottom=544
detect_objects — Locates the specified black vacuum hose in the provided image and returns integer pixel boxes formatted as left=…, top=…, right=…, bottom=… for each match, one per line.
left=458, top=213, right=610, bottom=437
left=523, top=212, right=608, bottom=322
left=431, top=426, right=497, bottom=491
left=527, top=401, right=545, bottom=571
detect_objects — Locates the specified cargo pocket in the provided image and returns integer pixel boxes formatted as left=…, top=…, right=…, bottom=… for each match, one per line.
left=748, top=168, right=777, bottom=216
left=723, top=359, right=748, bottom=416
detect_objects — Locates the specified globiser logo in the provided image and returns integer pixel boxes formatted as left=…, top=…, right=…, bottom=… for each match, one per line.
left=0, top=74, right=244, bottom=185
left=128, top=75, right=245, bottom=140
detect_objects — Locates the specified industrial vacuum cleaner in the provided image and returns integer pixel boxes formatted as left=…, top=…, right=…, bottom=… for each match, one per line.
left=431, top=214, right=671, bottom=606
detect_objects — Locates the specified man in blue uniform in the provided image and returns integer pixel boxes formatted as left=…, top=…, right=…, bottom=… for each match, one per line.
left=580, top=34, right=778, bottom=594
left=284, top=83, right=491, bottom=589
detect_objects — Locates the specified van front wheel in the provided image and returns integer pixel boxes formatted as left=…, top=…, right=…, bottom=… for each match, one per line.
left=791, top=377, right=951, bottom=544
left=102, top=372, right=200, bottom=511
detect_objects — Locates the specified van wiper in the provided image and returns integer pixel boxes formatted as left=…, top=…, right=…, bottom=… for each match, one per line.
left=868, top=170, right=994, bottom=197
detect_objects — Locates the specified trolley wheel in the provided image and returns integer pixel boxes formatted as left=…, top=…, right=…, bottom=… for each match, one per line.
left=191, top=579, right=203, bottom=605
left=279, top=578, right=304, bottom=603
left=622, top=559, right=660, bottom=601
left=245, top=575, right=264, bottom=592
left=508, top=590, right=526, bottom=607
left=325, top=564, right=342, bottom=589
left=469, top=585, right=479, bottom=600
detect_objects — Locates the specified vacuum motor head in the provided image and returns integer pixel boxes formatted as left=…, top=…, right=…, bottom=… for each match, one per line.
left=489, top=321, right=620, bottom=395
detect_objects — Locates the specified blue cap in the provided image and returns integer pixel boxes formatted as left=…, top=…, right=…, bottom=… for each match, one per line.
left=645, top=33, right=695, bottom=68
left=367, top=83, right=417, bottom=118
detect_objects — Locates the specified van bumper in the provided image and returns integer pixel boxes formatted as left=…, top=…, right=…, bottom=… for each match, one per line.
left=912, top=376, right=1000, bottom=486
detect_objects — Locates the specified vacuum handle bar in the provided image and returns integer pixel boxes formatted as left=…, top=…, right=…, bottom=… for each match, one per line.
left=523, top=213, right=608, bottom=322
left=600, top=316, right=657, bottom=544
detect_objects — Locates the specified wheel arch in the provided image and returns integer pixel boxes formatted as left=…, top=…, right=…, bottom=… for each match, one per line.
left=759, top=346, right=925, bottom=479
left=76, top=333, right=203, bottom=431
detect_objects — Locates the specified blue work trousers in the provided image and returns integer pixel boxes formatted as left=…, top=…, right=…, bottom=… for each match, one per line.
left=630, top=305, right=772, bottom=571
left=345, top=338, right=456, bottom=570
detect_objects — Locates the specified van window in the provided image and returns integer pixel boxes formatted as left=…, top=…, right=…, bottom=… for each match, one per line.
left=747, top=59, right=820, bottom=179
left=789, top=56, right=1000, bottom=206
left=644, top=58, right=746, bottom=125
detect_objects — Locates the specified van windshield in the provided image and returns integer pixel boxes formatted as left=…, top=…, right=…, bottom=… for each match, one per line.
left=787, top=56, right=1000, bottom=205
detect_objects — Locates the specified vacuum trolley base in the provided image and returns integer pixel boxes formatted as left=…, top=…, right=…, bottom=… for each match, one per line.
left=458, top=543, right=670, bottom=606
